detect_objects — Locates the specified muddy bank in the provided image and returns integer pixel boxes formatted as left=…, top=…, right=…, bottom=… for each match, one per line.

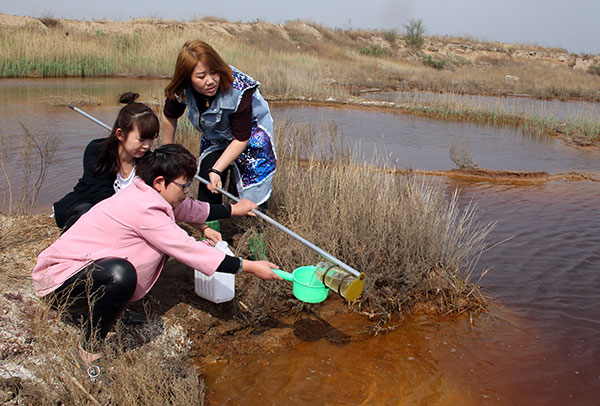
left=152, top=260, right=362, bottom=365
left=416, top=168, right=600, bottom=183
left=295, top=157, right=600, bottom=184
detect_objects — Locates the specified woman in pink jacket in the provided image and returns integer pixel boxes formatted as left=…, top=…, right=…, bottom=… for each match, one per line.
left=32, top=144, right=280, bottom=381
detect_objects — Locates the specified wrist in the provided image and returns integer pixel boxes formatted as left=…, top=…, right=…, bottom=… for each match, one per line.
left=237, top=258, right=244, bottom=275
left=208, top=168, right=222, bottom=177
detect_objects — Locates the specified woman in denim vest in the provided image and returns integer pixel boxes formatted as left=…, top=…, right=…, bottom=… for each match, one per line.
left=162, top=40, right=277, bottom=207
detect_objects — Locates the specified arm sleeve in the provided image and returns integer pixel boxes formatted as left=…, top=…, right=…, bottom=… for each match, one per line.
left=135, top=204, right=225, bottom=276
left=206, top=204, right=231, bottom=221
left=82, top=140, right=102, bottom=177
left=173, top=198, right=211, bottom=223
left=215, top=255, right=241, bottom=274
left=85, top=141, right=114, bottom=200
left=230, top=90, right=254, bottom=141
left=163, top=97, right=187, bottom=119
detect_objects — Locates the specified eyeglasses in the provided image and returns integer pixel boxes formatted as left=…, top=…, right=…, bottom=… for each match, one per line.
left=172, top=180, right=193, bottom=192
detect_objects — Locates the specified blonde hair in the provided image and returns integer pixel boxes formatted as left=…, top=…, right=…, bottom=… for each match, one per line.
left=164, top=40, right=233, bottom=99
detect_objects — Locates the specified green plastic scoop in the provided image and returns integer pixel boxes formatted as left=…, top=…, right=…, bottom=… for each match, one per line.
left=272, top=266, right=329, bottom=303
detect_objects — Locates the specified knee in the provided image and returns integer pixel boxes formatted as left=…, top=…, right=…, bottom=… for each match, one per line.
left=98, top=258, right=137, bottom=296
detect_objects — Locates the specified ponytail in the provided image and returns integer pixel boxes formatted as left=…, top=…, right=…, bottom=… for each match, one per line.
left=94, top=92, right=159, bottom=176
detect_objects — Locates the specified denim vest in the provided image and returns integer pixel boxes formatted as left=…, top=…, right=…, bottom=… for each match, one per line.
left=180, top=66, right=276, bottom=204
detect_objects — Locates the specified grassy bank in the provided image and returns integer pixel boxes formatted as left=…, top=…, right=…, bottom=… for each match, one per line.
left=1, top=14, right=600, bottom=102
left=391, top=98, right=600, bottom=147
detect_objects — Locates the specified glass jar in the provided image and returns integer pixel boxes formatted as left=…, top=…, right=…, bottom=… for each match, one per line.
left=314, top=261, right=365, bottom=301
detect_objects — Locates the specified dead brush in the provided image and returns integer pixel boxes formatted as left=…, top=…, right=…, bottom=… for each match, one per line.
left=0, top=124, right=58, bottom=215
left=224, top=119, right=494, bottom=324
left=18, top=299, right=203, bottom=406
left=0, top=213, right=204, bottom=405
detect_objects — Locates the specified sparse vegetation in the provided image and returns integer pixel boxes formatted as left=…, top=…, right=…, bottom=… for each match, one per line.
left=382, top=29, right=397, bottom=43
left=1, top=15, right=599, bottom=101
left=0, top=124, right=58, bottom=214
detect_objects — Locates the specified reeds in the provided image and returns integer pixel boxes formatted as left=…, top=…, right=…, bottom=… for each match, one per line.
left=393, top=94, right=600, bottom=146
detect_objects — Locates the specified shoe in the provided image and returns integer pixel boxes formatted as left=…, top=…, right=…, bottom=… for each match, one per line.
left=121, top=308, right=147, bottom=325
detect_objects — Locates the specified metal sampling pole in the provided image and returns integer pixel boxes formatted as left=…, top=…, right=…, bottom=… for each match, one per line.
left=194, top=175, right=361, bottom=278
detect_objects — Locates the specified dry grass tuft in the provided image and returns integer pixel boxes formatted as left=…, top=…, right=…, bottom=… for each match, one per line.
left=183, top=120, right=495, bottom=323
left=0, top=214, right=204, bottom=405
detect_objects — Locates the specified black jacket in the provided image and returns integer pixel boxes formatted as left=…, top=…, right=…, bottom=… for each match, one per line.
left=53, top=138, right=115, bottom=228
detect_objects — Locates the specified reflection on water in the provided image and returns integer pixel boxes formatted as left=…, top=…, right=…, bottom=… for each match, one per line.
left=1, top=79, right=599, bottom=405
left=272, top=105, right=600, bottom=173
left=362, top=90, right=600, bottom=122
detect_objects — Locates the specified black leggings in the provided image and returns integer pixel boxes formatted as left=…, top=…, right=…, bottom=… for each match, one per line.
left=49, top=257, right=137, bottom=352
left=197, top=150, right=238, bottom=204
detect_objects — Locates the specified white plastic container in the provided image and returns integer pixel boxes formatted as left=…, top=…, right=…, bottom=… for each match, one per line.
left=194, top=241, right=236, bottom=303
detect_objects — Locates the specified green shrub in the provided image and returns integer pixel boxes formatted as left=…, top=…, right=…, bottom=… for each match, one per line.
left=404, top=18, right=425, bottom=49
left=423, top=54, right=446, bottom=70
left=358, top=45, right=387, bottom=57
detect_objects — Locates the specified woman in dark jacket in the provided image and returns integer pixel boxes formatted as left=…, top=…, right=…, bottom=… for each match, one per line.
left=53, top=92, right=159, bottom=230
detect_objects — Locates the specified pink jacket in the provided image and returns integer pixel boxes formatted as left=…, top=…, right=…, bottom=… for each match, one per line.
left=32, top=178, right=225, bottom=301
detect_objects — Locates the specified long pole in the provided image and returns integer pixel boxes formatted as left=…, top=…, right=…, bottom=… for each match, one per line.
left=68, top=105, right=362, bottom=278
left=68, top=104, right=112, bottom=131
left=194, top=176, right=361, bottom=277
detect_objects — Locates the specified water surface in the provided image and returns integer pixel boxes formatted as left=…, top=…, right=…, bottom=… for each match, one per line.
left=1, top=78, right=599, bottom=405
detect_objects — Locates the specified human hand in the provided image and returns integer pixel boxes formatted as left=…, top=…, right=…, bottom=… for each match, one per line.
left=231, top=198, right=258, bottom=217
left=243, top=260, right=281, bottom=280
left=207, top=171, right=222, bottom=194
left=203, top=227, right=222, bottom=243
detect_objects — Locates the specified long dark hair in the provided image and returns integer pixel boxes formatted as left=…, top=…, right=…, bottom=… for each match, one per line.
left=95, top=92, right=159, bottom=176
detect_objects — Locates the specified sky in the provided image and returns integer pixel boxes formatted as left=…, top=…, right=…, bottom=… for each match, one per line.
left=1, top=0, right=599, bottom=55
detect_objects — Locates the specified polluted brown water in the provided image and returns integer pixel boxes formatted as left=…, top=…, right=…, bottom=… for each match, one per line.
left=1, top=79, right=599, bottom=403
left=202, top=180, right=600, bottom=406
